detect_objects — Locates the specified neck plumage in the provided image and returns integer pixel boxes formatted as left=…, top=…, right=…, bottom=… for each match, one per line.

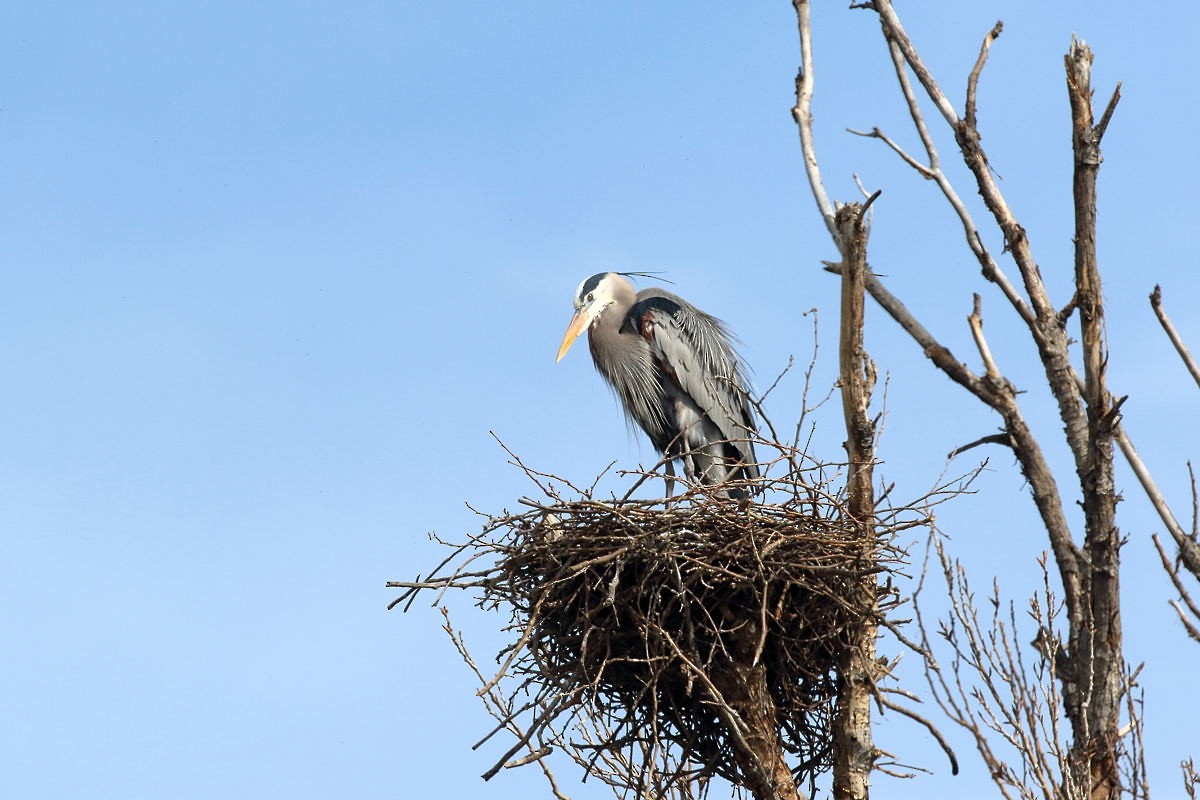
left=586, top=287, right=670, bottom=448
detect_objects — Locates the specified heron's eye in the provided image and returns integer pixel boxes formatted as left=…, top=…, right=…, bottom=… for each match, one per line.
left=586, top=293, right=594, bottom=302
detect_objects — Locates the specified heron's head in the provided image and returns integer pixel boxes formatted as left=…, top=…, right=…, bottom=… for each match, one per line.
left=555, top=272, right=631, bottom=362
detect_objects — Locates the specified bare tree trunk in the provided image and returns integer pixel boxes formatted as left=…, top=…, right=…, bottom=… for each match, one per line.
left=1064, top=39, right=1123, bottom=800
left=711, top=628, right=802, bottom=800
left=790, top=5, right=881, bottom=793
left=831, top=201, right=878, bottom=800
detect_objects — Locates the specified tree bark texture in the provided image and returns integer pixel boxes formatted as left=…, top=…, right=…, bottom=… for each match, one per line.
left=832, top=202, right=878, bottom=800
left=711, top=626, right=802, bottom=800
left=1064, top=39, right=1123, bottom=800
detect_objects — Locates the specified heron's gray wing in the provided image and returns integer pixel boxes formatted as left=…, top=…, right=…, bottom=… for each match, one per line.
left=628, top=292, right=759, bottom=475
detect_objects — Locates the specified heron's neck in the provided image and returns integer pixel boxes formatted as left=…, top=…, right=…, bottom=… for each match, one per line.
left=588, top=296, right=641, bottom=370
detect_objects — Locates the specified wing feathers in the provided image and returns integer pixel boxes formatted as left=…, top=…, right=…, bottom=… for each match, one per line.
left=630, top=291, right=759, bottom=480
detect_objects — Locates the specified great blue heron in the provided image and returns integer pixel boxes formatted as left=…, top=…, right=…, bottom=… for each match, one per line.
left=555, top=272, right=760, bottom=497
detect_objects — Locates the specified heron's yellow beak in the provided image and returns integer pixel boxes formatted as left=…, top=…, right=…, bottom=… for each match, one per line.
left=556, top=310, right=590, bottom=362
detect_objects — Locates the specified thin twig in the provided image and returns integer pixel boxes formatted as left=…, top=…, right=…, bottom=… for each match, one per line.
left=878, top=695, right=959, bottom=775
left=1150, top=285, right=1200, bottom=391
left=965, top=21, right=1003, bottom=130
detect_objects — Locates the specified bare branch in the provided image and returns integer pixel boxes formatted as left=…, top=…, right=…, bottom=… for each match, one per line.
left=876, top=19, right=1033, bottom=324
left=792, top=0, right=839, bottom=246
left=1095, top=82, right=1123, bottom=143
left=878, top=694, right=959, bottom=775
left=965, top=21, right=1004, bottom=130
left=1112, top=423, right=1200, bottom=572
left=1150, top=284, right=1200, bottom=391
left=968, top=293, right=1003, bottom=384
left=947, top=433, right=1010, bottom=460
left=871, top=0, right=963, bottom=130
left=1152, top=533, right=1200, bottom=642
left=847, top=126, right=934, bottom=179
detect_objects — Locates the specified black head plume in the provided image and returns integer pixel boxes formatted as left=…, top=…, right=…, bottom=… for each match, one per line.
left=618, top=271, right=676, bottom=286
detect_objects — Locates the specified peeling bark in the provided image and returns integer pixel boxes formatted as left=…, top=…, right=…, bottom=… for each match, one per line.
left=832, top=202, right=878, bottom=800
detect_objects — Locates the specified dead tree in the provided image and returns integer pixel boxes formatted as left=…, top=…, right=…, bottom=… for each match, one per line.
left=791, top=2, right=1140, bottom=797
left=830, top=200, right=880, bottom=800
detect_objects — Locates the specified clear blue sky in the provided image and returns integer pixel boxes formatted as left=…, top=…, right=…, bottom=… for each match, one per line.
left=2, top=2, right=1196, bottom=798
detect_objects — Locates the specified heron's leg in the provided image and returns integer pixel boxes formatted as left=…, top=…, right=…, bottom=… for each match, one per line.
left=709, top=446, right=734, bottom=496
left=664, top=459, right=676, bottom=502
left=681, top=451, right=698, bottom=484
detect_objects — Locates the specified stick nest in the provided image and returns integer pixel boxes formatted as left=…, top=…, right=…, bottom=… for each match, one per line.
left=519, top=498, right=879, bottom=783
left=396, top=484, right=900, bottom=795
